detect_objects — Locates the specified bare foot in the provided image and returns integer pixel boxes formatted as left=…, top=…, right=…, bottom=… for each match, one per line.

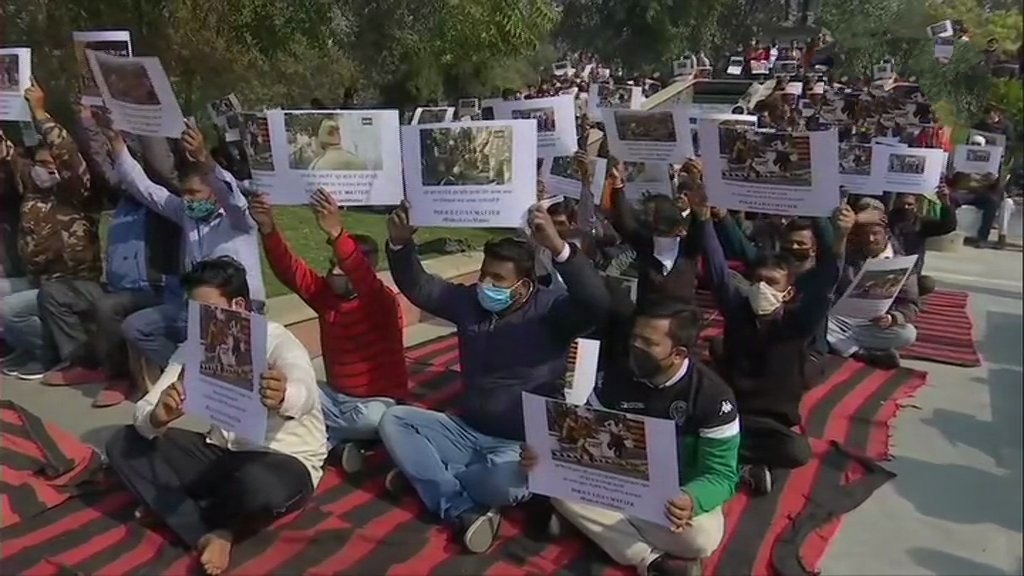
left=197, top=530, right=233, bottom=575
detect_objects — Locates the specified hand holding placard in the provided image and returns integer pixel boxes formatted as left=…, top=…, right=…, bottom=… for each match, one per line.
left=249, top=193, right=276, bottom=234
left=665, top=493, right=695, bottom=532
left=529, top=203, right=567, bottom=256
left=386, top=200, right=418, bottom=247
left=259, top=369, right=287, bottom=412
left=24, top=78, right=45, bottom=117
left=519, top=444, right=538, bottom=471
left=310, top=188, right=344, bottom=239
left=150, top=376, right=186, bottom=429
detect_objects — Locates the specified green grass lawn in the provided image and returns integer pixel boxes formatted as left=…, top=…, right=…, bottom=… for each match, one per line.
left=101, top=207, right=506, bottom=298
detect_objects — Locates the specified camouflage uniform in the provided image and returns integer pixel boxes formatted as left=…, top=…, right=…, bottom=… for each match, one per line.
left=6, top=114, right=103, bottom=282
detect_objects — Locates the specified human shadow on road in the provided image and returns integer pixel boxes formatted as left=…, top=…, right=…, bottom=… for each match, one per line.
left=908, top=546, right=1016, bottom=575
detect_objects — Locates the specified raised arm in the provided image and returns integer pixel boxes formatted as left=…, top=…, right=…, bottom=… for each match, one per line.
left=26, top=82, right=91, bottom=195
left=712, top=211, right=759, bottom=264
left=250, top=193, right=328, bottom=303
left=110, top=136, right=185, bottom=223
left=74, top=106, right=120, bottom=190
left=385, top=202, right=469, bottom=325
left=786, top=216, right=846, bottom=336
left=919, top=188, right=957, bottom=238
left=310, top=188, right=392, bottom=304
left=691, top=191, right=745, bottom=309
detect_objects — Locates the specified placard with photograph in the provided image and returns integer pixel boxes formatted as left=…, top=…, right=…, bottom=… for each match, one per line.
left=542, top=155, right=608, bottom=201
left=934, top=37, right=955, bottom=61
left=73, top=30, right=133, bottom=106
left=926, top=19, right=954, bottom=38
left=401, top=119, right=538, bottom=228
left=254, top=109, right=404, bottom=206
left=563, top=339, right=601, bottom=406
left=494, top=95, right=577, bottom=157
left=686, top=112, right=758, bottom=158
left=620, top=161, right=673, bottom=204
left=672, top=55, right=695, bottom=77
left=775, top=60, right=799, bottom=76
left=869, top=145, right=944, bottom=194
left=183, top=301, right=269, bottom=444
left=412, top=107, right=455, bottom=125
left=750, top=60, right=770, bottom=75
left=207, top=93, right=242, bottom=141
left=603, top=109, right=689, bottom=164
left=967, top=129, right=1007, bottom=149
left=522, top=392, right=681, bottom=526
left=873, top=62, right=895, bottom=80
left=85, top=51, right=185, bottom=138
left=699, top=122, right=842, bottom=216
left=457, top=98, right=480, bottom=120
left=831, top=255, right=919, bottom=320
left=726, top=57, right=746, bottom=76
left=587, top=84, right=643, bottom=118
left=552, top=61, right=573, bottom=76
left=953, top=144, right=1004, bottom=175
left=0, top=48, right=31, bottom=122
left=838, top=142, right=874, bottom=194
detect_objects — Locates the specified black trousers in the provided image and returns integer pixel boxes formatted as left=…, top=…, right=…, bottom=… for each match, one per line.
left=105, top=426, right=314, bottom=548
left=37, top=280, right=162, bottom=374
left=739, top=414, right=812, bottom=470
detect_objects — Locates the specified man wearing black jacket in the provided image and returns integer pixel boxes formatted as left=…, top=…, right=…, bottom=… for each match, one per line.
left=888, top=188, right=957, bottom=296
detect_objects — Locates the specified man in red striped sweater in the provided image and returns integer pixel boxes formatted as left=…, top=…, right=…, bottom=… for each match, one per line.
left=250, top=189, right=407, bottom=473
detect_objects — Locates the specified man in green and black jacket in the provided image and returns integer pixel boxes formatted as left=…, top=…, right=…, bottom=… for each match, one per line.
left=540, top=299, right=739, bottom=576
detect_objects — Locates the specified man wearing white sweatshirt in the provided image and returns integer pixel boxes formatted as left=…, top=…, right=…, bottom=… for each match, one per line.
left=104, top=256, right=327, bottom=576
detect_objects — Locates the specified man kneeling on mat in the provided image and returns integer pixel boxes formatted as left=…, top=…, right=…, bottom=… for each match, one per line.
left=526, top=301, right=740, bottom=576
left=377, top=201, right=608, bottom=554
left=105, top=257, right=328, bottom=576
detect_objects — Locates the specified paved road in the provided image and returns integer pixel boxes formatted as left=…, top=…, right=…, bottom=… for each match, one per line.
left=2, top=246, right=1022, bottom=575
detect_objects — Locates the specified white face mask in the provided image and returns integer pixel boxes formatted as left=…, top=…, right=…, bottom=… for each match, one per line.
left=30, top=166, right=60, bottom=189
left=745, top=281, right=789, bottom=316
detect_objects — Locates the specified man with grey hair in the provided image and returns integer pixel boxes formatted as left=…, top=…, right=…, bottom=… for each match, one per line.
left=826, top=197, right=919, bottom=369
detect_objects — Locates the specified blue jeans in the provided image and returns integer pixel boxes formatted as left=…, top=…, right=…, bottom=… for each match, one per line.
left=378, top=405, right=529, bottom=522
left=1, top=288, right=58, bottom=364
left=122, top=301, right=187, bottom=368
left=319, top=384, right=396, bottom=445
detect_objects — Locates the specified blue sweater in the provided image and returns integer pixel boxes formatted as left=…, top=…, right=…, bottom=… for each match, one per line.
left=387, top=242, right=610, bottom=441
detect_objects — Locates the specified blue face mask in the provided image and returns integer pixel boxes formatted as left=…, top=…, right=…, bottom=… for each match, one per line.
left=184, top=199, right=218, bottom=221
left=476, top=282, right=518, bottom=313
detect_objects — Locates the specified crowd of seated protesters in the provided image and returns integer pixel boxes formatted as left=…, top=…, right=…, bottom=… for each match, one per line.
left=0, top=75, right=979, bottom=576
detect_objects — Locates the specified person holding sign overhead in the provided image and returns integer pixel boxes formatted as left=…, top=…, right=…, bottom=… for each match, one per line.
left=377, top=201, right=610, bottom=554
left=104, top=256, right=327, bottom=576
left=523, top=296, right=739, bottom=576
left=250, top=188, right=406, bottom=473
left=827, top=199, right=920, bottom=369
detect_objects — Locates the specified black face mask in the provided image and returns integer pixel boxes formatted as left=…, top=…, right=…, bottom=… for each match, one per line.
left=785, top=248, right=814, bottom=262
left=629, top=346, right=668, bottom=381
left=327, top=275, right=355, bottom=299
left=890, top=207, right=916, bottom=224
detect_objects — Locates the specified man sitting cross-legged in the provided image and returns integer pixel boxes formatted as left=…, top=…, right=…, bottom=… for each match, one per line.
left=104, top=256, right=328, bottom=576
left=828, top=198, right=920, bottom=369
left=524, top=300, right=739, bottom=576
left=693, top=189, right=853, bottom=495
left=377, top=201, right=610, bottom=554
left=249, top=188, right=406, bottom=473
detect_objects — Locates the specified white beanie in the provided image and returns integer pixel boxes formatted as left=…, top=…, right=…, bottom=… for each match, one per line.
left=969, top=134, right=986, bottom=146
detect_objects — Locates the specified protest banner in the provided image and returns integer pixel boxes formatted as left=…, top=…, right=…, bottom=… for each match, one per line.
left=603, top=109, right=689, bottom=164
left=86, top=51, right=185, bottom=138
left=73, top=30, right=132, bottom=106
left=934, top=37, right=955, bottom=61
left=207, top=94, right=242, bottom=141
left=831, top=255, right=919, bottom=320
left=587, top=83, right=643, bottom=118
left=0, top=48, right=31, bottom=122
left=869, top=145, right=945, bottom=194
left=183, top=301, right=269, bottom=445
left=401, top=119, right=538, bottom=228
left=541, top=155, right=608, bottom=201
left=953, top=145, right=1004, bottom=175
left=411, top=107, right=455, bottom=125
left=620, top=161, right=673, bottom=204
left=838, top=142, right=874, bottom=194
left=493, top=95, right=577, bottom=157
left=685, top=111, right=757, bottom=158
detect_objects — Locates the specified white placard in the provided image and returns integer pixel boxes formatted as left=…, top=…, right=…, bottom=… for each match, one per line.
left=831, top=255, right=919, bottom=320
left=686, top=112, right=758, bottom=158
left=621, top=161, right=673, bottom=204
left=457, top=98, right=480, bottom=119
left=252, top=109, right=404, bottom=206
left=412, top=107, right=455, bottom=125
left=968, top=129, right=1007, bottom=149
left=699, top=122, right=841, bottom=216
left=953, top=145, right=1004, bottom=175
left=934, top=37, right=955, bottom=61
left=85, top=51, right=185, bottom=139
left=603, top=109, right=689, bottom=163
left=553, top=61, right=573, bottom=76
left=869, top=145, right=944, bottom=194
left=927, top=20, right=954, bottom=38
left=750, top=61, right=770, bottom=75
left=839, top=142, right=874, bottom=194
left=542, top=155, right=608, bottom=200
left=784, top=82, right=804, bottom=96
left=0, top=48, right=31, bottom=122
left=726, top=57, right=745, bottom=76
left=207, top=94, right=242, bottom=142
left=73, top=31, right=133, bottom=106
left=494, top=95, right=577, bottom=157
left=183, top=301, right=269, bottom=445
left=587, top=84, right=643, bottom=118
left=523, top=392, right=681, bottom=526
left=564, top=339, right=601, bottom=406
left=401, top=119, right=537, bottom=228
left=238, top=111, right=282, bottom=194
left=873, top=62, right=895, bottom=80
left=673, top=56, right=695, bottom=77
left=775, top=60, right=799, bottom=76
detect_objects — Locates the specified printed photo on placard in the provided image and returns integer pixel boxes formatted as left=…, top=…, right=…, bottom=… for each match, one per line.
left=869, top=145, right=944, bottom=194
left=831, top=255, right=918, bottom=320
left=0, top=48, right=32, bottom=122
left=284, top=112, right=383, bottom=172
left=838, top=142, right=874, bottom=193
left=401, top=119, right=537, bottom=228
left=726, top=57, right=746, bottom=76
left=239, top=112, right=274, bottom=172
left=552, top=61, right=573, bottom=76
left=927, top=20, right=954, bottom=38
left=542, top=155, right=608, bottom=200
left=953, top=144, right=1004, bottom=175
left=622, top=161, right=672, bottom=204
left=183, top=301, right=269, bottom=444
left=587, top=84, right=643, bottom=117
left=546, top=401, right=650, bottom=481
left=686, top=112, right=757, bottom=158
left=86, top=51, right=185, bottom=138
left=750, top=61, right=770, bottom=75
left=604, top=109, right=689, bottom=164
left=717, top=127, right=812, bottom=187
left=775, top=60, right=799, bottom=75
left=495, top=95, right=577, bottom=157
left=968, top=129, right=1007, bottom=149
left=412, top=107, right=455, bottom=125
left=208, top=94, right=242, bottom=141
left=935, top=37, right=955, bottom=61
left=73, top=30, right=132, bottom=105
